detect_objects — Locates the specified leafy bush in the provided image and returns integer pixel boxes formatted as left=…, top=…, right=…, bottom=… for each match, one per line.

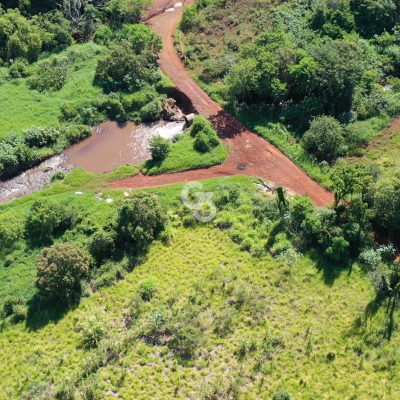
left=27, top=58, right=69, bottom=92
left=148, top=134, right=171, bottom=160
left=194, top=126, right=220, bottom=152
left=2, top=296, right=26, bottom=318
left=303, top=116, right=347, bottom=161
left=116, top=24, right=162, bottom=54
left=35, top=243, right=91, bottom=302
left=93, top=25, right=114, bottom=45
left=9, top=60, right=30, bottom=78
left=272, top=389, right=291, bottom=400
left=325, top=236, right=350, bottom=261
left=99, top=98, right=126, bottom=121
left=51, top=171, right=66, bottom=182
left=190, top=115, right=211, bottom=137
left=24, top=126, right=60, bottom=147
left=179, top=4, right=198, bottom=32
left=139, top=100, right=162, bottom=121
left=75, top=307, right=109, bottom=348
left=138, top=277, right=158, bottom=301
left=64, top=125, right=92, bottom=144
left=95, top=41, right=160, bottom=92
left=88, top=230, right=116, bottom=264
left=26, top=198, right=73, bottom=241
left=116, top=194, right=167, bottom=253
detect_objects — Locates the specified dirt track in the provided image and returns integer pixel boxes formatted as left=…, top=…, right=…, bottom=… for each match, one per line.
left=109, top=0, right=334, bottom=207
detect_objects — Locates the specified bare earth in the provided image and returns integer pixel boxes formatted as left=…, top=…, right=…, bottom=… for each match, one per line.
left=109, top=0, right=334, bottom=207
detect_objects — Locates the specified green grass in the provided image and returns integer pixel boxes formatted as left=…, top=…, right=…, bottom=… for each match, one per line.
left=141, top=132, right=228, bottom=175
left=0, top=42, right=105, bottom=137
left=347, top=122, right=400, bottom=179
left=0, top=209, right=399, bottom=398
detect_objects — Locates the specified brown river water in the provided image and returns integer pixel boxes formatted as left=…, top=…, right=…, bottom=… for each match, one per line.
left=0, top=120, right=187, bottom=204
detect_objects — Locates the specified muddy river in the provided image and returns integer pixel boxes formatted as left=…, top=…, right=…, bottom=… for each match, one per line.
left=0, top=120, right=187, bottom=204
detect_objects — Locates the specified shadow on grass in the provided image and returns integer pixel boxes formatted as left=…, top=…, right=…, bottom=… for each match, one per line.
left=25, top=293, right=78, bottom=332
left=306, top=247, right=351, bottom=286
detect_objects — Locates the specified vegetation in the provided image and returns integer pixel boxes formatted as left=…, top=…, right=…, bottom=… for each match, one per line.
left=0, top=1, right=170, bottom=178
left=143, top=118, right=228, bottom=175
left=177, top=0, right=400, bottom=187
left=0, top=176, right=399, bottom=399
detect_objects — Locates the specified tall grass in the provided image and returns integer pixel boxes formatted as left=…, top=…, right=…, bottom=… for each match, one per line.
left=0, top=42, right=105, bottom=137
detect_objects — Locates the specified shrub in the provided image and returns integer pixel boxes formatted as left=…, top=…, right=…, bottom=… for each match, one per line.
left=2, top=296, right=25, bottom=317
left=303, top=116, right=347, bottom=161
left=148, top=134, right=171, bottom=161
left=325, top=236, right=349, bottom=261
left=27, top=58, right=69, bottom=92
left=271, top=233, right=292, bottom=256
left=75, top=307, right=109, bottom=348
left=194, top=126, right=220, bottom=153
left=26, top=198, right=73, bottom=241
left=24, top=126, right=60, bottom=147
left=51, top=171, right=66, bottom=182
left=9, top=60, right=30, bottom=78
left=140, top=100, right=161, bottom=121
left=138, top=277, right=158, bottom=300
left=95, top=41, right=160, bottom=92
left=93, top=25, right=114, bottom=45
left=64, top=125, right=92, bottom=144
left=359, top=248, right=382, bottom=268
left=35, top=243, right=91, bottom=302
left=272, top=389, right=292, bottom=400
left=116, top=194, right=167, bottom=253
left=88, top=230, right=116, bottom=264
left=99, top=98, right=126, bottom=121
left=190, top=115, right=211, bottom=137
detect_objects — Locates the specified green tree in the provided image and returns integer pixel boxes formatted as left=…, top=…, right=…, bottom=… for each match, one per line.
left=116, top=24, right=162, bottom=54
left=116, top=194, right=167, bottom=253
left=148, top=134, right=171, bottom=160
left=331, top=164, right=373, bottom=207
left=35, top=243, right=91, bottom=302
left=303, top=116, right=347, bottom=161
left=26, top=198, right=73, bottom=241
left=95, top=41, right=160, bottom=92
left=326, top=236, right=350, bottom=261
left=311, top=40, right=364, bottom=115
left=0, top=9, right=42, bottom=62
left=106, top=0, right=152, bottom=23
left=372, top=177, right=400, bottom=235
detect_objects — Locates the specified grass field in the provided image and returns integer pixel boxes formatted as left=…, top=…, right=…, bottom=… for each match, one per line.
left=0, top=42, right=104, bottom=137
left=347, top=122, right=400, bottom=179
left=0, top=175, right=399, bottom=399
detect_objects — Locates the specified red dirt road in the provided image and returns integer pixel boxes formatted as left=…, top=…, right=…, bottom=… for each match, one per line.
left=109, top=0, right=334, bottom=207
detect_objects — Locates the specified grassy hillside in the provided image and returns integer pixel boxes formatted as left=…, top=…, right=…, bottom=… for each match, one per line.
left=0, top=175, right=399, bottom=399
left=0, top=42, right=104, bottom=137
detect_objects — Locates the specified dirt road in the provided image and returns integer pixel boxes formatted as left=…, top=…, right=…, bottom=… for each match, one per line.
left=109, top=0, right=334, bottom=207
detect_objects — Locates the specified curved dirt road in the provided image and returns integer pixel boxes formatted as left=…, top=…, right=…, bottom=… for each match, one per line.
left=109, top=0, right=333, bottom=207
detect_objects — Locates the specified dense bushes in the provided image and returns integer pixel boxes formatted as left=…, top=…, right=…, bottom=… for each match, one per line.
left=0, top=9, right=71, bottom=63
left=95, top=41, right=161, bottom=93
left=0, top=125, right=91, bottom=177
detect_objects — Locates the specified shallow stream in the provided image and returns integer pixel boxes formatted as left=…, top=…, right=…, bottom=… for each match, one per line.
left=0, top=120, right=187, bottom=204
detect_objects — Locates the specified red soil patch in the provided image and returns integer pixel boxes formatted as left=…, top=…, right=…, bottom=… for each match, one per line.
left=108, top=0, right=334, bottom=207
